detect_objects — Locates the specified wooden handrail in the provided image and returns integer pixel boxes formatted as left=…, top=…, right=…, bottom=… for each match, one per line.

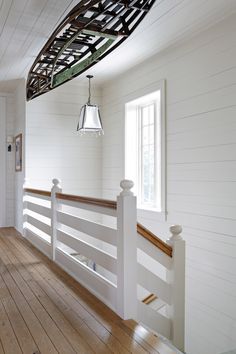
left=24, top=188, right=51, bottom=197
left=137, top=223, right=172, bottom=257
left=24, top=188, right=172, bottom=256
left=56, top=192, right=117, bottom=209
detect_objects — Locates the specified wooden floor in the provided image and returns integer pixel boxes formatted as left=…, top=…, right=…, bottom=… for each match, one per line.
left=0, top=228, right=175, bottom=354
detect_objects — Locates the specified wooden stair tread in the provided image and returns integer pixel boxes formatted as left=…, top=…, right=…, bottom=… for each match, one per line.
left=142, top=293, right=158, bottom=305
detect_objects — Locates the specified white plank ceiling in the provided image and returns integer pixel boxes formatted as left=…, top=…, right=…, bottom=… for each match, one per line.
left=0, top=0, right=236, bottom=92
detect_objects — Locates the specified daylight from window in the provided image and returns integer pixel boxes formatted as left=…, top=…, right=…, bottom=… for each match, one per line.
left=140, top=103, right=155, bottom=206
left=125, top=89, right=164, bottom=212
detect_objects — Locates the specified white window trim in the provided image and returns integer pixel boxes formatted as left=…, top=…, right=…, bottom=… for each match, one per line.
left=124, top=80, right=166, bottom=221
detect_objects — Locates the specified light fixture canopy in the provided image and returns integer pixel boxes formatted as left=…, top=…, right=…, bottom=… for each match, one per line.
left=77, top=75, right=103, bottom=136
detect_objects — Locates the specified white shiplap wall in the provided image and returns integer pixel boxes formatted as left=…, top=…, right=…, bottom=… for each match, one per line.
left=0, top=96, right=6, bottom=227
left=6, top=94, right=15, bottom=226
left=101, top=15, right=236, bottom=354
left=26, top=81, right=102, bottom=197
left=0, top=93, right=16, bottom=227
left=14, top=80, right=26, bottom=233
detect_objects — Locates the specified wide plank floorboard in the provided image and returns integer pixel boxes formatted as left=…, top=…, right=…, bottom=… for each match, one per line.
left=0, top=228, right=176, bottom=354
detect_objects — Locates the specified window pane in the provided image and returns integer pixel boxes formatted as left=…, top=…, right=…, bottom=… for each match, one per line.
left=142, top=106, right=150, bottom=126
left=149, top=104, right=154, bottom=125
left=140, top=103, right=155, bottom=206
left=149, top=124, right=154, bottom=144
left=125, top=89, right=162, bottom=211
left=142, top=126, right=149, bottom=145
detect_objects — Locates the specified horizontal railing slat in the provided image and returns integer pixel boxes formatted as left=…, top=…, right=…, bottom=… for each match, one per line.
left=57, top=197, right=117, bottom=217
left=138, top=264, right=171, bottom=305
left=137, top=236, right=172, bottom=270
left=24, top=228, right=51, bottom=257
left=24, top=201, right=51, bottom=219
left=57, top=229, right=117, bottom=274
left=55, top=248, right=117, bottom=310
left=26, top=215, right=51, bottom=237
left=137, top=301, right=171, bottom=339
left=57, top=211, right=117, bottom=246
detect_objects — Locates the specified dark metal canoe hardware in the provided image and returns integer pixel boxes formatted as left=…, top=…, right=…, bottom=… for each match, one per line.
left=26, top=0, right=156, bottom=101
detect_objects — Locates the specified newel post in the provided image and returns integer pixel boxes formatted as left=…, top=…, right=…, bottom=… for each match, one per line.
left=51, top=178, right=62, bottom=261
left=167, top=225, right=185, bottom=352
left=116, top=180, right=137, bottom=319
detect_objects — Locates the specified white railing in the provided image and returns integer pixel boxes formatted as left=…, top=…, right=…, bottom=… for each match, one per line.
left=23, top=178, right=185, bottom=352
left=137, top=224, right=185, bottom=351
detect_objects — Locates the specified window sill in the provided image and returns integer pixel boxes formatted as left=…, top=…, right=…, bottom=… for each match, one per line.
left=137, top=207, right=167, bottom=222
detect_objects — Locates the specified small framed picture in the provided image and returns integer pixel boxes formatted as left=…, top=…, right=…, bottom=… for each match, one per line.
left=15, top=133, right=22, bottom=172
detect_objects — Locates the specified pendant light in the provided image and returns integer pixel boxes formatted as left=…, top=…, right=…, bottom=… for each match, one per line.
left=77, top=75, right=103, bottom=136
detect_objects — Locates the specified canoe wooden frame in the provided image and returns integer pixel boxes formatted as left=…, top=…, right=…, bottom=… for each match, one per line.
left=26, top=0, right=156, bottom=100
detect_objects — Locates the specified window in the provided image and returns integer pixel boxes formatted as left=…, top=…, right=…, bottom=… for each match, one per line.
left=125, top=84, right=165, bottom=213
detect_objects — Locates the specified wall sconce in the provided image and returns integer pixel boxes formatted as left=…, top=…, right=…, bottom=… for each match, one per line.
left=7, top=136, right=13, bottom=152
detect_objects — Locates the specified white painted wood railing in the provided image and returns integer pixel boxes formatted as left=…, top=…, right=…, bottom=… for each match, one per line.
left=137, top=224, right=185, bottom=351
left=23, top=178, right=185, bottom=352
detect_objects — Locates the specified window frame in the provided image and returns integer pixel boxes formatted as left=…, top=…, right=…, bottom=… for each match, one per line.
left=124, top=80, right=166, bottom=219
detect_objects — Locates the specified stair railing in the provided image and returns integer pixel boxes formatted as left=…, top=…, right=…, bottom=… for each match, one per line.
left=23, top=178, right=185, bottom=352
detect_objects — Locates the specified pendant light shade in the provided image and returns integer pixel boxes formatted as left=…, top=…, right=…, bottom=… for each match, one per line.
left=77, top=75, right=103, bottom=135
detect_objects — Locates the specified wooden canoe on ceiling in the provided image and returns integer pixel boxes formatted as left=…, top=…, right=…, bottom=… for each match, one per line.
left=26, top=0, right=156, bottom=101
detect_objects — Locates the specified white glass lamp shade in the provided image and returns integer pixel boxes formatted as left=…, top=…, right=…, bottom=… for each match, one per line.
left=77, top=104, right=103, bottom=135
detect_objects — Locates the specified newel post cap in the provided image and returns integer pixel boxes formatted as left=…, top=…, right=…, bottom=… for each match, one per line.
left=52, top=178, right=62, bottom=192
left=167, top=224, right=183, bottom=245
left=52, top=178, right=61, bottom=186
left=120, top=179, right=134, bottom=196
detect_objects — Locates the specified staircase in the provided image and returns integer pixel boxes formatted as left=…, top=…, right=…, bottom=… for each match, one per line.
left=23, top=178, right=185, bottom=352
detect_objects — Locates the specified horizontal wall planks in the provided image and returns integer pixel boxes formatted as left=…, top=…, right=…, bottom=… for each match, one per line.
left=26, top=82, right=103, bottom=200
left=101, top=15, right=236, bottom=354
